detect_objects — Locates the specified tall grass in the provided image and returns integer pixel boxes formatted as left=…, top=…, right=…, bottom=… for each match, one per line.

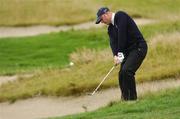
left=0, top=0, right=97, bottom=26
left=98, top=0, right=180, bottom=21
left=0, top=0, right=179, bottom=26
left=137, top=32, right=180, bottom=81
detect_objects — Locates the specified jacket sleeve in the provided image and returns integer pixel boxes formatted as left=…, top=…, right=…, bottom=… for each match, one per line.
left=109, top=34, right=117, bottom=56
left=108, top=28, right=118, bottom=56
left=115, top=11, right=128, bottom=52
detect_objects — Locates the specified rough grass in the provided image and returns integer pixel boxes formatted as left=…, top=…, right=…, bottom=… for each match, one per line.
left=50, top=87, right=180, bottom=119
left=98, top=0, right=180, bottom=21
left=137, top=32, right=180, bottom=81
left=0, top=0, right=97, bottom=26
left=0, top=0, right=179, bottom=26
left=0, top=24, right=180, bottom=102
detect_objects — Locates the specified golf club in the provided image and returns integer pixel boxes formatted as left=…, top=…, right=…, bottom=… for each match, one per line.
left=88, top=65, right=116, bottom=96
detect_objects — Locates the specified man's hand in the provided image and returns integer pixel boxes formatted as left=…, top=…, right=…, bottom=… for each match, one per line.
left=114, top=52, right=124, bottom=66
left=114, top=55, right=120, bottom=66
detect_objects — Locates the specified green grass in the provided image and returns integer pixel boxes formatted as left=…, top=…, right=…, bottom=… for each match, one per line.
left=0, top=29, right=108, bottom=75
left=0, top=0, right=179, bottom=26
left=50, top=87, right=180, bottom=119
left=0, top=21, right=180, bottom=102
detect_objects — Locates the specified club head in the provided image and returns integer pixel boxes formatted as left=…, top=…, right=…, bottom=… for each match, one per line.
left=86, top=93, right=93, bottom=96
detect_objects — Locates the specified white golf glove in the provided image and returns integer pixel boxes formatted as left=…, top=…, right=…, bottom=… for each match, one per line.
left=114, top=52, right=124, bottom=65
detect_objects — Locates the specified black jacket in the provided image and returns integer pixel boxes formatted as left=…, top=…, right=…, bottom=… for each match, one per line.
left=108, top=11, right=146, bottom=56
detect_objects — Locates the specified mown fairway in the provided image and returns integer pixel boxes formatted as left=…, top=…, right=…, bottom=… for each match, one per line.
left=0, top=29, right=107, bottom=75
left=0, top=0, right=179, bottom=26
left=51, top=87, right=180, bottom=119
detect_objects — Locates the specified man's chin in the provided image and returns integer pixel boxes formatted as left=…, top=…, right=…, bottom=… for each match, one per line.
left=106, top=22, right=111, bottom=25
left=103, top=22, right=110, bottom=25
left=102, top=22, right=110, bottom=25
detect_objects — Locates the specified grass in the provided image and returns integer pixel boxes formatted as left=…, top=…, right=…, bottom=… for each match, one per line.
left=0, top=21, right=180, bottom=102
left=0, top=0, right=97, bottom=26
left=50, top=87, right=180, bottom=119
left=0, top=21, right=179, bottom=75
left=136, top=32, right=180, bottom=81
left=98, top=0, right=180, bottom=21
left=0, top=29, right=108, bottom=75
left=0, top=0, right=179, bottom=26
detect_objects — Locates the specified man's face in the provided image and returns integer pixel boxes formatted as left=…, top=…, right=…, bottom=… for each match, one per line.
left=100, top=13, right=111, bottom=25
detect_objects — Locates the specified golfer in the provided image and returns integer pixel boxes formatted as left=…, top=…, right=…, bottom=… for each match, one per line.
left=95, top=7, right=148, bottom=101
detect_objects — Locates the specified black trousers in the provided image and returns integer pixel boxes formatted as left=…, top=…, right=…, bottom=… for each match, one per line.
left=119, top=42, right=148, bottom=100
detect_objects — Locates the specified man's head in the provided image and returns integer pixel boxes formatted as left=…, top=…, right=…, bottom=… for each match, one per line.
left=95, top=7, right=112, bottom=25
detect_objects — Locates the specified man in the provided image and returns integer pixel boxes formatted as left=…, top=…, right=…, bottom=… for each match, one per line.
left=95, top=7, right=148, bottom=101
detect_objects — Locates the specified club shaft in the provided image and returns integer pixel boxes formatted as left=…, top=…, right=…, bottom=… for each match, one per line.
left=91, top=65, right=115, bottom=95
